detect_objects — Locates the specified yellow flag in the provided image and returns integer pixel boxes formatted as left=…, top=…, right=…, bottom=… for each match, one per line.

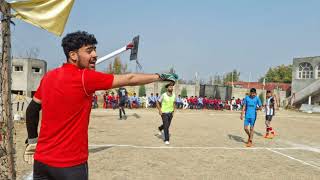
left=10, top=0, right=75, bottom=36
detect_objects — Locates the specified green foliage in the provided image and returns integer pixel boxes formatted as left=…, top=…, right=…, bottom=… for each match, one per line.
left=259, top=92, right=265, bottom=105
left=106, top=56, right=128, bottom=74
left=138, top=85, right=146, bottom=97
left=259, top=64, right=292, bottom=83
left=214, top=75, right=222, bottom=85
left=223, top=70, right=240, bottom=84
left=169, top=67, right=175, bottom=74
left=181, top=87, right=188, bottom=97
left=160, top=85, right=167, bottom=94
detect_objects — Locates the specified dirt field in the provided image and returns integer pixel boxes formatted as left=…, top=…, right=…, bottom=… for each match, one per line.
left=16, top=109, right=320, bottom=180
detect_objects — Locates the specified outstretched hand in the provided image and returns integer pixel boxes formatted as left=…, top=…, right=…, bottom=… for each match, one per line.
left=157, top=73, right=179, bottom=82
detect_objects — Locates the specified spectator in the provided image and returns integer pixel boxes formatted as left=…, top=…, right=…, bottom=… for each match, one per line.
left=155, top=93, right=160, bottom=102
left=92, top=93, right=98, bottom=109
left=130, top=93, right=140, bottom=108
left=103, top=91, right=108, bottom=108
left=183, top=96, right=189, bottom=109
left=198, top=96, right=204, bottom=109
left=175, top=95, right=183, bottom=109
left=110, top=92, right=117, bottom=109
left=148, top=93, right=156, bottom=107
left=107, top=92, right=113, bottom=108
left=140, top=94, right=148, bottom=108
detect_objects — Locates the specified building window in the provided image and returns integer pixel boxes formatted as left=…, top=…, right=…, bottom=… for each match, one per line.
left=32, top=67, right=41, bottom=73
left=14, top=65, right=23, bottom=72
left=298, top=62, right=313, bottom=79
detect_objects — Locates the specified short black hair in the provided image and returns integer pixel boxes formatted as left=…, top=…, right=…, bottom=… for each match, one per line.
left=266, top=90, right=271, bottom=93
left=165, top=81, right=175, bottom=88
left=61, top=31, right=97, bottom=58
left=250, top=88, right=256, bottom=93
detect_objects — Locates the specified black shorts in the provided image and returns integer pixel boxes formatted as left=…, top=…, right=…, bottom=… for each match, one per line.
left=33, top=160, right=88, bottom=180
left=119, top=98, right=126, bottom=106
left=265, top=115, right=273, bottom=121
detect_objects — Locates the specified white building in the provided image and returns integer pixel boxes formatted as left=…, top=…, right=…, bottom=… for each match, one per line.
left=11, top=58, right=47, bottom=97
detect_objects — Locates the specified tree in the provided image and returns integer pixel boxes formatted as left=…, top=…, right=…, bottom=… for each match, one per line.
left=169, top=66, right=175, bottom=74
left=223, top=70, right=240, bottom=84
left=181, top=87, right=188, bottom=97
left=138, top=85, right=146, bottom=97
left=106, top=56, right=128, bottom=74
left=208, top=76, right=214, bottom=85
left=214, top=75, right=222, bottom=85
left=259, top=92, right=265, bottom=105
left=25, top=47, right=40, bottom=59
left=178, top=79, right=187, bottom=84
left=160, top=85, right=166, bottom=94
left=259, top=64, right=292, bottom=83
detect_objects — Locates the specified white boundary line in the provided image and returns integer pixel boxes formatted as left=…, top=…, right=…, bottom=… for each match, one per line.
left=89, top=144, right=320, bottom=152
left=267, top=148, right=320, bottom=171
left=89, top=144, right=320, bottom=171
left=23, top=147, right=320, bottom=180
left=208, top=113, right=320, bottom=119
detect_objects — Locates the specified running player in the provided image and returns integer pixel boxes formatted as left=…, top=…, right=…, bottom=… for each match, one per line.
left=118, top=87, right=128, bottom=120
left=157, top=82, right=176, bottom=145
left=264, top=90, right=276, bottom=138
left=240, top=88, right=262, bottom=147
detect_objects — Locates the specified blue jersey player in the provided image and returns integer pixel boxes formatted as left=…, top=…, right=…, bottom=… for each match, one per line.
left=240, top=88, right=262, bottom=147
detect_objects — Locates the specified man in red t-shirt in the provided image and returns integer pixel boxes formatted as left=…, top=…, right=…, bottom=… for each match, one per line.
left=107, top=92, right=113, bottom=108
left=103, top=91, right=108, bottom=108
left=24, top=31, right=178, bottom=180
left=92, top=93, right=98, bottom=109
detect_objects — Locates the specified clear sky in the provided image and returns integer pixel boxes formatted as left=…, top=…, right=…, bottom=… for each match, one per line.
left=9, top=0, right=320, bottom=81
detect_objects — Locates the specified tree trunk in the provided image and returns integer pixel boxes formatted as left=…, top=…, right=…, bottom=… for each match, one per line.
left=0, top=1, right=16, bottom=179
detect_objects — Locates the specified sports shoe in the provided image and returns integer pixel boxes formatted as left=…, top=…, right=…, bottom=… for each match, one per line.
left=246, top=141, right=252, bottom=147
left=264, top=133, right=269, bottom=138
left=268, top=133, right=275, bottom=139
left=271, top=131, right=276, bottom=136
left=165, top=141, right=170, bottom=145
left=123, top=115, right=127, bottom=120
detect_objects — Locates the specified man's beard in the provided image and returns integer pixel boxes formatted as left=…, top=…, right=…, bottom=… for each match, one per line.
left=76, top=54, right=96, bottom=70
left=76, top=54, right=86, bottom=69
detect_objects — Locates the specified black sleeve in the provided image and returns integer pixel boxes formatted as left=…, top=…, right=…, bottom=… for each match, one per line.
left=26, top=100, right=41, bottom=139
left=270, top=97, right=275, bottom=107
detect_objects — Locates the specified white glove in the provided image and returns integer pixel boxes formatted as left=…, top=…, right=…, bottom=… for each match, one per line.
left=24, top=138, right=37, bottom=164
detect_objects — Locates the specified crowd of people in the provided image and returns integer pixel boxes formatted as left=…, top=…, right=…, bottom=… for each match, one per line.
left=93, top=91, right=245, bottom=111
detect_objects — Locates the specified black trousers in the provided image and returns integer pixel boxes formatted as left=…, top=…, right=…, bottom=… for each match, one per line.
left=158, top=113, right=173, bottom=141
left=33, top=160, right=88, bottom=180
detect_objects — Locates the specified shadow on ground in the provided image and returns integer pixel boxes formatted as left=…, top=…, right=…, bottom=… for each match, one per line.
left=254, top=131, right=263, bottom=137
left=132, top=113, right=141, bottom=119
left=89, top=146, right=112, bottom=154
left=227, top=134, right=245, bottom=143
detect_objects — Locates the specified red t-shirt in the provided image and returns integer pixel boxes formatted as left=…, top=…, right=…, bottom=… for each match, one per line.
left=34, top=63, right=114, bottom=167
left=236, top=99, right=241, bottom=104
left=107, top=95, right=113, bottom=101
